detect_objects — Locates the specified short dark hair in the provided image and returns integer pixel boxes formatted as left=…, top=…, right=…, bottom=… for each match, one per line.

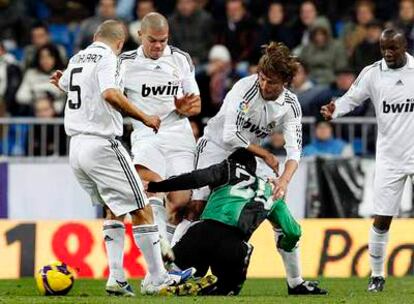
left=381, top=27, right=407, bottom=46
left=31, top=21, right=49, bottom=32
left=258, top=42, right=299, bottom=84
left=228, top=148, right=257, bottom=174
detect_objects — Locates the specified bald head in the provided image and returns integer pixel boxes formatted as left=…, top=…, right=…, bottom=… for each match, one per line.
left=139, top=12, right=169, bottom=59
left=95, top=20, right=126, bottom=43
left=380, top=28, right=407, bottom=69
left=141, top=12, right=169, bottom=33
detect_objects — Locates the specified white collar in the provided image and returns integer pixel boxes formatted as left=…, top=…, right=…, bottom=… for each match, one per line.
left=88, top=41, right=111, bottom=51
left=137, top=45, right=171, bottom=58
left=380, top=52, right=414, bottom=70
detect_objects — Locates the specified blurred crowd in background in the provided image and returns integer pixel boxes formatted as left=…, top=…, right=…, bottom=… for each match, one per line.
left=0, top=0, right=410, bottom=156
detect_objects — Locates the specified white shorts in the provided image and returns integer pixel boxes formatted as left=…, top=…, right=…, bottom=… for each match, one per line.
left=69, top=135, right=148, bottom=216
left=192, top=137, right=232, bottom=201
left=131, top=132, right=195, bottom=179
left=374, top=165, right=412, bottom=216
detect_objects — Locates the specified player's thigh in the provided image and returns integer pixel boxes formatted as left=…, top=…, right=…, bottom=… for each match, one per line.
left=374, top=165, right=407, bottom=216
left=81, top=138, right=148, bottom=217
left=210, top=237, right=254, bottom=295
left=131, top=138, right=167, bottom=179
left=71, top=163, right=105, bottom=207
left=165, top=150, right=194, bottom=207
left=192, top=138, right=230, bottom=201
left=172, top=222, right=209, bottom=277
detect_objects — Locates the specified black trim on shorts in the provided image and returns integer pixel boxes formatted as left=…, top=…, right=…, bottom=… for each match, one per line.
left=109, top=139, right=146, bottom=209
left=195, top=138, right=208, bottom=169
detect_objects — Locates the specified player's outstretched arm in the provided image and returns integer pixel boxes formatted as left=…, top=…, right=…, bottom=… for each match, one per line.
left=147, top=161, right=228, bottom=193
left=321, top=65, right=373, bottom=119
left=102, top=88, right=161, bottom=133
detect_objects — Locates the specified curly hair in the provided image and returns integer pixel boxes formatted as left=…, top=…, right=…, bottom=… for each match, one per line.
left=257, top=42, right=299, bottom=84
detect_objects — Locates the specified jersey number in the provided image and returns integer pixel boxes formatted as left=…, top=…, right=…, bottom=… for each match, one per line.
left=68, top=67, right=83, bottom=109
left=230, top=167, right=255, bottom=199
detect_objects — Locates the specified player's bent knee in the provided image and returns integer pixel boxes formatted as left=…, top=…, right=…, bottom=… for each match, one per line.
left=279, top=226, right=301, bottom=252
left=130, top=205, right=154, bottom=225
left=135, top=165, right=162, bottom=182
left=373, top=215, right=393, bottom=232
left=167, top=190, right=191, bottom=208
left=104, top=207, right=125, bottom=221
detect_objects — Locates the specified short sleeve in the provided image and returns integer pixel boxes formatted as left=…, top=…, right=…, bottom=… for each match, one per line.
left=96, top=53, right=119, bottom=93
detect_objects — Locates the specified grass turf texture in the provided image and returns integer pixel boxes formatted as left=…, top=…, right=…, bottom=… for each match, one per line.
left=0, top=278, right=413, bottom=304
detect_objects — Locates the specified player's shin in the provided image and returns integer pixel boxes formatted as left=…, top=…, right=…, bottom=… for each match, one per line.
left=103, top=220, right=127, bottom=284
left=148, top=197, right=168, bottom=242
left=274, top=229, right=304, bottom=288
left=369, top=226, right=389, bottom=277
left=166, top=223, right=176, bottom=244
left=132, top=224, right=168, bottom=284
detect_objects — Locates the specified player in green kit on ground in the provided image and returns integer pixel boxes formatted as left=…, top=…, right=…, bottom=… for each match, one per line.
left=147, top=148, right=327, bottom=295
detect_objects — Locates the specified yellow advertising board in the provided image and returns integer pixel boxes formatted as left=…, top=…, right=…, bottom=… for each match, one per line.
left=0, top=219, right=413, bottom=278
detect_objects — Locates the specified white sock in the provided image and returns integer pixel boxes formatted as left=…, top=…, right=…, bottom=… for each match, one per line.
left=149, top=197, right=168, bottom=242
left=171, top=219, right=192, bottom=247
left=369, top=226, right=389, bottom=277
left=166, top=223, right=176, bottom=244
left=274, top=229, right=303, bottom=288
left=133, top=224, right=167, bottom=284
left=103, top=220, right=126, bottom=284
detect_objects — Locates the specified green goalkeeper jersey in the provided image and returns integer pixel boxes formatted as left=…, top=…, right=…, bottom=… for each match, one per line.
left=201, top=167, right=284, bottom=239
left=148, top=158, right=301, bottom=246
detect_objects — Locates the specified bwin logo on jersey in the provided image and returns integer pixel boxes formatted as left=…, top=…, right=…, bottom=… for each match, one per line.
left=242, top=118, right=271, bottom=138
left=142, top=82, right=179, bottom=97
left=383, top=99, right=414, bottom=114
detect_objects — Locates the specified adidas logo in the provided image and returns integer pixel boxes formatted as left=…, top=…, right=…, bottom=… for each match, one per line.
left=396, top=80, right=404, bottom=86
left=154, top=65, right=161, bottom=70
left=104, top=235, right=113, bottom=242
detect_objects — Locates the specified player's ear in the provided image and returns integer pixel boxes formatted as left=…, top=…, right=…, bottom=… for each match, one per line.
left=116, top=39, right=124, bottom=54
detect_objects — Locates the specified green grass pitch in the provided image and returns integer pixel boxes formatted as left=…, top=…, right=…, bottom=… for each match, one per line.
left=0, top=277, right=413, bottom=303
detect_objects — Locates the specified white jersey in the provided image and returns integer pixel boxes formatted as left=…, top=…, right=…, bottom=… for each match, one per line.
left=120, top=45, right=200, bottom=139
left=333, top=53, right=414, bottom=169
left=60, top=41, right=124, bottom=138
left=204, top=74, right=302, bottom=162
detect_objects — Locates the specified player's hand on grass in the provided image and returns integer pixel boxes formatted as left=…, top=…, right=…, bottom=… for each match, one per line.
left=49, top=70, right=63, bottom=90
left=263, top=152, right=279, bottom=176
left=320, top=101, right=336, bottom=121
left=174, top=93, right=198, bottom=116
left=143, top=115, right=161, bottom=133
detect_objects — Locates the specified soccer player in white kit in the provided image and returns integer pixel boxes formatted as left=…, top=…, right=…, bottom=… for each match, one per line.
left=50, top=20, right=194, bottom=296
left=120, top=13, right=201, bottom=247
left=192, top=42, right=326, bottom=295
left=321, top=28, right=413, bottom=292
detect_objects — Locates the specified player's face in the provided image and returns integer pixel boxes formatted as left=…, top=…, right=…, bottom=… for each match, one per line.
left=380, top=35, right=406, bottom=69
left=140, top=27, right=169, bottom=60
left=258, top=72, right=284, bottom=101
